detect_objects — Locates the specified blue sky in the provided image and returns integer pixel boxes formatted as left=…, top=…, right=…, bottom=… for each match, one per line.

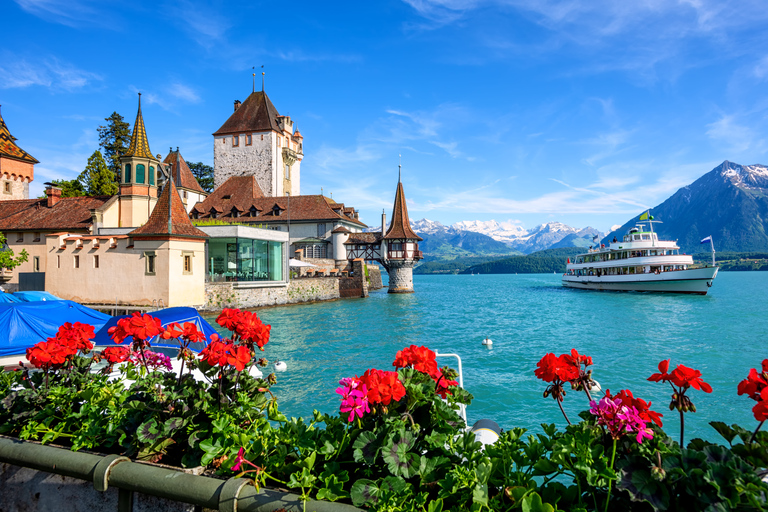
left=2, top=0, right=768, bottom=233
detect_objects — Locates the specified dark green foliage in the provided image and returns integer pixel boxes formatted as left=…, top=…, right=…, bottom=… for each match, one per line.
left=187, top=161, right=214, bottom=193
left=0, top=232, right=29, bottom=270
left=50, top=178, right=86, bottom=197
left=78, top=150, right=118, bottom=196
left=463, top=247, right=583, bottom=274
left=97, top=112, right=131, bottom=183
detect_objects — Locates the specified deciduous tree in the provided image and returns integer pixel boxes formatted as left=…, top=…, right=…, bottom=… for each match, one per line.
left=0, top=232, right=28, bottom=270
left=187, top=161, right=214, bottom=193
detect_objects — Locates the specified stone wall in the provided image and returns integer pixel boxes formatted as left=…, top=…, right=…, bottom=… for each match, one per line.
left=203, top=277, right=344, bottom=311
left=213, top=132, right=274, bottom=193
left=0, top=175, right=30, bottom=200
left=368, top=265, right=383, bottom=290
left=386, top=259, right=415, bottom=293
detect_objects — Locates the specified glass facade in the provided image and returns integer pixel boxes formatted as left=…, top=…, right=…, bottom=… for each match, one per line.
left=207, top=237, right=284, bottom=282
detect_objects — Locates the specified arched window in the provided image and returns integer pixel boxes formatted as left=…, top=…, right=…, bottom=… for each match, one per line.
left=149, top=166, right=155, bottom=185
left=136, top=164, right=146, bottom=184
left=125, top=164, right=132, bottom=183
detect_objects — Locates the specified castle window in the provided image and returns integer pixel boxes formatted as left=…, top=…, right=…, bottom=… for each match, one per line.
left=33, top=256, right=40, bottom=272
left=261, top=134, right=264, bottom=140
left=74, top=255, right=80, bottom=269
left=192, top=211, right=199, bottom=219
left=3, top=182, right=10, bottom=194
left=33, top=232, right=40, bottom=242
left=246, top=134, right=252, bottom=145
left=136, top=164, right=146, bottom=184
left=277, top=138, right=281, bottom=147
left=145, top=251, right=156, bottom=275
left=57, top=255, right=60, bottom=268
left=233, top=135, right=239, bottom=147
left=317, top=223, right=326, bottom=237
left=125, top=164, right=132, bottom=183
left=149, top=166, right=155, bottom=185
left=285, top=164, right=290, bottom=180
left=183, top=252, right=193, bottom=275
left=93, top=255, right=99, bottom=268
left=249, top=207, right=258, bottom=217
left=16, top=233, right=23, bottom=243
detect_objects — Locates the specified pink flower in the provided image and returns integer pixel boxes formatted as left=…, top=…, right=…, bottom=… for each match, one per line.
left=339, top=385, right=370, bottom=422
left=232, top=447, right=246, bottom=472
left=590, top=394, right=653, bottom=443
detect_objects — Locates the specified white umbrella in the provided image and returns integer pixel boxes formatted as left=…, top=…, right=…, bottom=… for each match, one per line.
left=289, top=258, right=318, bottom=268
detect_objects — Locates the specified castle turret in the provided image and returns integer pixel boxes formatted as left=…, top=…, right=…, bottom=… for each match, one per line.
left=382, top=167, right=422, bottom=293
left=118, top=94, right=159, bottom=227
left=0, top=106, right=37, bottom=200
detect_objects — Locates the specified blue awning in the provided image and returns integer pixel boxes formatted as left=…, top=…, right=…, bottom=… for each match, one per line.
left=0, top=301, right=111, bottom=357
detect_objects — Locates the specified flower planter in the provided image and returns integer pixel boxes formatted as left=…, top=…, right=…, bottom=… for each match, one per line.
left=0, top=436, right=362, bottom=512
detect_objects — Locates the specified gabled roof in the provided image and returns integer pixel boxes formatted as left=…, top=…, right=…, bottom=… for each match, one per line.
left=162, top=149, right=205, bottom=193
left=213, top=91, right=281, bottom=136
left=191, top=177, right=367, bottom=227
left=0, top=196, right=109, bottom=231
left=384, top=181, right=422, bottom=241
left=123, top=95, right=157, bottom=161
left=0, top=110, right=38, bottom=164
left=191, top=176, right=265, bottom=214
left=129, top=180, right=207, bottom=239
left=345, top=232, right=382, bottom=244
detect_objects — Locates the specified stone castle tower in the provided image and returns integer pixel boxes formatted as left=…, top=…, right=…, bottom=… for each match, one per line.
left=382, top=169, right=423, bottom=293
left=0, top=107, right=37, bottom=201
left=212, top=88, right=303, bottom=197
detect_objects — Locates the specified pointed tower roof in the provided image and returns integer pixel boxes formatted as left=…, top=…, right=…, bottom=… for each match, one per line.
left=0, top=108, right=39, bottom=164
left=123, top=95, right=157, bottom=160
left=129, top=179, right=207, bottom=239
left=162, top=149, right=205, bottom=193
left=384, top=180, right=422, bottom=241
left=213, top=91, right=281, bottom=136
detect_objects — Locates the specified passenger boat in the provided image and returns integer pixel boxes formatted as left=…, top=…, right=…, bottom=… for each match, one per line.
left=562, top=218, right=718, bottom=295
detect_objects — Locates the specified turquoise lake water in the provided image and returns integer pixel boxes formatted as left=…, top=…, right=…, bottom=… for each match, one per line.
left=208, top=272, right=768, bottom=442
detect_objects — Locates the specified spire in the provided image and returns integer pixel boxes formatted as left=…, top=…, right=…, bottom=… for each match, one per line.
left=398, top=154, right=402, bottom=183
left=383, top=176, right=422, bottom=242
left=0, top=107, right=39, bottom=164
left=123, top=93, right=156, bottom=160
left=128, top=178, right=207, bottom=239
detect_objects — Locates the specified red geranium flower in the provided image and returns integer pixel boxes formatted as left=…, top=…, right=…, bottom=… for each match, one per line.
left=393, top=345, right=438, bottom=375
left=612, top=389, right=663, bottom=427
left=669, top=365, right=712, bottom=392
left=216, top=308, right=242, bottom=331
left=128, top=313, right=163, bottom=341
left=161, top=323, right=183, bottom=340
left=235, top=311, right=270, bottom=350
left=26, top=340, right=69, bottom=368
left=53, top=322, right=95, bottom=352
left=101, top=346, right=131, bottom=364
left=738, top=360, right=768, bottom=401
left=200, top=340, right=230, bottom=367
left=108, top=317, right=131, bottom=344
left=227, top=345, right=252, bottom=371
left=182, top=322, right=207, bottom=344
left=360, top=368, right=406, bottom=406
left=534, top=353, right=579, bottom=383
left=432, top=368, right=458, bottom=399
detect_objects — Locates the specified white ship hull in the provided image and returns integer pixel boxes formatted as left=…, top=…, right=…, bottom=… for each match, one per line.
left=562, top=266, right=718, bottom=295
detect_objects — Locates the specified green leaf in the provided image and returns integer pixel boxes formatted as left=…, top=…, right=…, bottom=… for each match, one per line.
left=163, top=417, right=184, bottom=434
left=521, top=492, right=555, bottom=512
left=351, top=478, right=379, bottom=507
left=710, top=422, right=738, bottom=445
left=136, top=418, right=161, bottom=443
left=533, top=458, right=559, bottom=475
left=427, top=499, right=444, bottom=512
left=353, top=431, right=379, bottom=464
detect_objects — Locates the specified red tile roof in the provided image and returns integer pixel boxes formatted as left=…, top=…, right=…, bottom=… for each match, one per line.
left=130, top=180, right=207, bottom=239
left=0, top=111, right=38, bottom=164
left=345, top=232, right=382, bottom=244
left=162, top=149, right=205, bottom=193
left=191, top=177, right=366, bottom=227
left=384, top=181, right=422, bottom=241
left=213, top=91, right=281, bottom=136
left=0, top=196, right=109, bottom=231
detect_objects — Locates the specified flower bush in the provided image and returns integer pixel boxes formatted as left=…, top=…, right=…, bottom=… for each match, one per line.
left=3, top=327, right=768, bottom=511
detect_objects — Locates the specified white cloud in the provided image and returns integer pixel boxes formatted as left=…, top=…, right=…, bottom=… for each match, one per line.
left=168, top=83, right=201, bottom=104
left=705, top=114, right=757, bottom=153
left=0, top=56, right=101, bottom=90
left=13, top=0, right=107, bottom=27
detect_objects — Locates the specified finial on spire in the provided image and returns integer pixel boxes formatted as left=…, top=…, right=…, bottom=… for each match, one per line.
left=321, top=186, right=323, bottom=196
left=138, top=92, right=142, bottom=109
left=261, top=65, right=265, bottom=91
left=252, top=66, right=256, bottom=93
left=398, top=154, right=402, bottom=183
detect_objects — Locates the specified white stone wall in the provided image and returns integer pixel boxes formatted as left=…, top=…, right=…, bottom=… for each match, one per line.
left=0, top=175, right=30, bottom=200
left=213, top=132, right=274, bottom=193
left=203, top=278, right=340, bottom=310
left=180, top=189, right=207, bottom=214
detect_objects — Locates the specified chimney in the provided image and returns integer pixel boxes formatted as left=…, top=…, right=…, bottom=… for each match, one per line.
left=381, top=209, right=386, bottom=235
left=46, top=185, right=62, bottom=208
left=234, top=100, right=241, bottom=112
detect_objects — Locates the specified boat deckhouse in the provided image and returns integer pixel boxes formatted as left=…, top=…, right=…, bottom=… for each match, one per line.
left=0, top=107, right=38, bottom=201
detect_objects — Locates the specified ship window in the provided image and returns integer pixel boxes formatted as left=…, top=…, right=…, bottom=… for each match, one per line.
left=642, top=234, right=650, bottom=240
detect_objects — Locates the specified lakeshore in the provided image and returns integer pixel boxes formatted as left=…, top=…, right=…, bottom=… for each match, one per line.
left=216, top=271, right=768, bottom=442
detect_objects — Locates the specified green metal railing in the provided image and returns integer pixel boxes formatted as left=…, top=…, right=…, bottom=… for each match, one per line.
left=0, top=437, right=362, bottom=512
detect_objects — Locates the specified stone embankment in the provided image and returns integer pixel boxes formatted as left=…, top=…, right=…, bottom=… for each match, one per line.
left=201, top=260, right=383, bottom=311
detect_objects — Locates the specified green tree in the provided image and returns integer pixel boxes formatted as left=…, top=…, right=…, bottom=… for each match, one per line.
left=78, top=150, right=118, bottom=196
left=187, top=161, right=214, bottom=193
left=50, top=179, right=86, bottom=197
left=0, top=232, right=28, bottom=270
left=97, top=112, right=131, bottom=183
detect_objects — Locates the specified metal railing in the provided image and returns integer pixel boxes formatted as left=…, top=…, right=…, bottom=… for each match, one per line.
left=0, top=436, right=362, bottom=512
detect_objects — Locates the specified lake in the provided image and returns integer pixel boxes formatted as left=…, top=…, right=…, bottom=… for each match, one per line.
left=208, top=271, right=768, bottom=442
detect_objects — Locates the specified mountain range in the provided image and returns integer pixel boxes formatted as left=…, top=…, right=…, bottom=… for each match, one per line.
left=407, top=219, right=602, bottom=259
left=604, top=161, right=768, bottom=254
